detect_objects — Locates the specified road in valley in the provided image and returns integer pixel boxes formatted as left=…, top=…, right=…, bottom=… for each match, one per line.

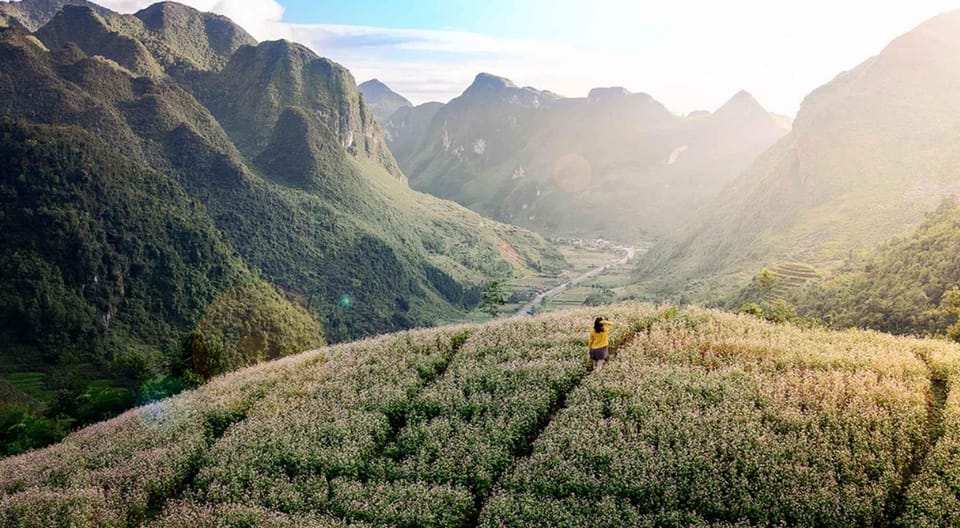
left=514, top=244, right=639, bottom=317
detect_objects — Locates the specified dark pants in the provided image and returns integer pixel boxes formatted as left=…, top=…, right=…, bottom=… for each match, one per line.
left=590, top=346, right=608, bottom=361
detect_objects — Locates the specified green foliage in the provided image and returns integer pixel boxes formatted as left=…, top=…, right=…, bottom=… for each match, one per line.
left=0, top=406, right=68, bottom=457
left=793, top=199, right=960, bottom=337
left=755, top=268, right=779, bottom=299
left=478, top=280, right=507, bottom=317
left=136, top=375, right=191, bottom=405
left=942, top=286, right=960, bottom=343
left=73, top=380, right=132, bottom=426
left=182, top=329, right=224, bottom=381
left=736, top=302, right=765, bottom=318
left=583, top=287, right=616, bottom=307
left=736, top=299, right=797, bottom=324
left=194, top=281, right=325, bottom=378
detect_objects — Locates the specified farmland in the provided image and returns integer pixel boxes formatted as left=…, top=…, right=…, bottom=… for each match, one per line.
left=2, top=304, right=960, bottom=527
left=499, top=240, right=647, bottom=317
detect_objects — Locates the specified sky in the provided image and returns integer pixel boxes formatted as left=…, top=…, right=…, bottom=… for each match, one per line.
left=27, top=0, right=960, bottom=115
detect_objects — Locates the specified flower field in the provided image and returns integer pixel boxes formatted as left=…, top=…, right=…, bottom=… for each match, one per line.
left=2, top=304, right=960, bottom=527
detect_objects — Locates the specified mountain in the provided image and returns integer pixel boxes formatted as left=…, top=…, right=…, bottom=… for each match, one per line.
left=1, top=1, right=561, bottom=338
left=32, top=2, right=255, bottom=77
left=0, top=118, right=257, bottom=367
left=3, top=303, right=960, bottom=526
left=382, top=99, right=443, bottom=152
left=791, top=198, right=960, bottom=337
left=0, top=2, right=561, bottom=453
left=358, top=78, right=412, bottom=124
left=638, top=11, right=960, bottom=302
left=387, top=73, right=788, bottom=241
left=0, top=0, right=112, bottom=31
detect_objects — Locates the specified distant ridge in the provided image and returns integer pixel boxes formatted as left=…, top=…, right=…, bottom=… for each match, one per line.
left=387, top=72, right=786, bottom=241
left=359, top=78, right=413, bottom=124
left=638, top=9, right=960, bottom=302
left=0, top=0, right=113, bottom=31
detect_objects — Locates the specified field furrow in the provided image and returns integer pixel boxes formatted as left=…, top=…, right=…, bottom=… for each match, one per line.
left=479, top=308, right=956, bottom=527
left=5, top=304, right=960, bottom=527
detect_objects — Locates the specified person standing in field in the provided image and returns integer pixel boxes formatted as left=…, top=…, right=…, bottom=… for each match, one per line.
left=589, top=316, right=613, bottom=372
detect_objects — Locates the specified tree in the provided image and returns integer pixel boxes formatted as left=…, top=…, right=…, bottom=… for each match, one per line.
left=756, top=269, right=779, bottom=300
left=941, top=286, right=960, bottom=343
left=479, top=280, right=508, bottom=318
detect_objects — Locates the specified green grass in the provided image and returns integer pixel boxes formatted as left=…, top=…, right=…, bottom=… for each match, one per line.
left=3, top=373, right=52, bottom=403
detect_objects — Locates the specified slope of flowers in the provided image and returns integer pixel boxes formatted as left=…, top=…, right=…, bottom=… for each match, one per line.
left=0, top=327, right=469, bottom=527
left=895, top=342, right=960, bottom=527
left=0, top=306, right=653, bottom=527
left=177, top=305, right=654, bottom=527
left=3, top=304, right=960, bottom=527
left=480, top=307, right=960, bottom=526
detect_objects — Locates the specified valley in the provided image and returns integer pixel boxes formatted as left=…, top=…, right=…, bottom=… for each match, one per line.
left=3, top=0, right=960, bottom=526
left=510, top=240, right=644, bottom=317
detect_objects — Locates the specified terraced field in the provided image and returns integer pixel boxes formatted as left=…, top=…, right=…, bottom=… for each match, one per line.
left=3, top=373, right=51, bottom=403
left=3, top=304, right=960, bottom=527
left=768, top=262, right=820, bottom=299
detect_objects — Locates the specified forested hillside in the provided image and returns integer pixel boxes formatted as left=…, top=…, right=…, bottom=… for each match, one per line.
left=637, top=10, right=960, bottom=303
left=793, top=198, right=960, bottom=338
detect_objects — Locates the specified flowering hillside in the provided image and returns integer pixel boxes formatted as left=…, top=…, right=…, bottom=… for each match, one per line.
left=2, top=304, right=960, bottom=527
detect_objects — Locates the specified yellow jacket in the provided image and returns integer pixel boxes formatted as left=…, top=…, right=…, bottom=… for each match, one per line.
left=589, top=320, right=613, bottom=349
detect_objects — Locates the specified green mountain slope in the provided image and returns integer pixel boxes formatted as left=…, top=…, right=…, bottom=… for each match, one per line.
left=386, top=74, right=788, bottom=241
left=0, top=119, right=323, bottom=444
left=0, top=0, right=112, bottom=31
left=1, top=3, right=560, bottom=341
left=638, top=10, right=960, bottom=302
left=792, top=198, right=960, bottom=336
left=358, top=78, right=412, bottom=125
left=3, top=303, right=960, bottom=526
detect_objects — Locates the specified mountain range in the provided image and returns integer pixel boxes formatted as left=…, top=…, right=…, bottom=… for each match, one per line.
left=637, top=10, right=960, bottom=302
left=0, top=0, right=561, bottom=445
left=380, top=73, right=790, bottom=241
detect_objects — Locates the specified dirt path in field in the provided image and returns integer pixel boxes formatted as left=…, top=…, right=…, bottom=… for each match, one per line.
left=514, top=243, right=638, bottom=317
left=879, top=369, right=949, bottom=527
left=464, top=325, right=643, bottom=527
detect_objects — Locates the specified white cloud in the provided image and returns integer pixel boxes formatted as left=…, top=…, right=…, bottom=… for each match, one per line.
left=282, top=23, right=598, bottom=104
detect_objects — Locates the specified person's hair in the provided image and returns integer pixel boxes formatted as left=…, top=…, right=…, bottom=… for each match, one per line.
left=594, top=317, right=604, bottom=333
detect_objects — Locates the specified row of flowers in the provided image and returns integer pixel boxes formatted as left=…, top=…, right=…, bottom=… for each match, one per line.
left=480, top=307, right=960, bottom=527
left=8, top=304, right=957, bottom=527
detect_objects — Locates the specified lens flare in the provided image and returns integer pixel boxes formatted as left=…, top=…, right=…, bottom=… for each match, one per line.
left=552, top=153, right=592, bottom=193
left=338, top=293, right=355, bottom=310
